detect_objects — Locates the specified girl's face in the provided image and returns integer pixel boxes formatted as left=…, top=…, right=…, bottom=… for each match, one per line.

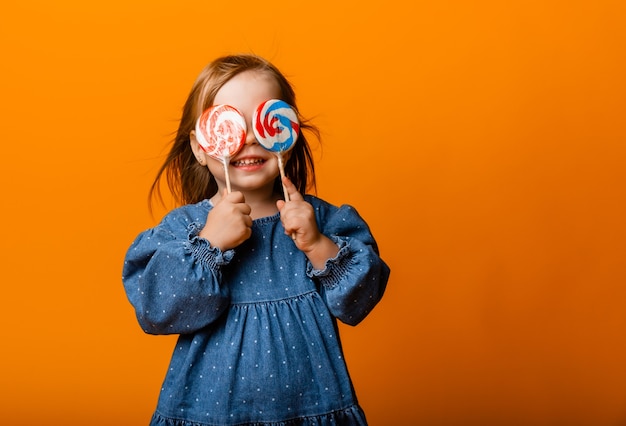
left=191, top=70, right=284, bottom=198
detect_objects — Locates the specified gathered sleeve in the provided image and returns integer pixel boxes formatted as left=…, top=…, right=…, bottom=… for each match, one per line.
left=306, top=201, right=390, bottom=326
left=122, top=212, right=233, bottom=335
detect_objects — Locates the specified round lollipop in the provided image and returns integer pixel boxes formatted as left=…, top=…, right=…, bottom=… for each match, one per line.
left=252, top=99, right=300, bottom=201
left=195, top=104, right=246, bottom=193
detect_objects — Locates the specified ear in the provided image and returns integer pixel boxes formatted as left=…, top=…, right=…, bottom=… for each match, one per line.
left=189, top=131, right=206, bottom=165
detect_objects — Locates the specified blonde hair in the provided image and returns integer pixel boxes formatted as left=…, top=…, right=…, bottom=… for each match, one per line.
left=150, top=54, right=318, bottom=208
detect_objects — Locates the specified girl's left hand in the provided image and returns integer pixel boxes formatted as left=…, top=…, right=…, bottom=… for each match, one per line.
left=276, top=177, right=319, bottom=252
left=277, top=178, right=339, bottom=269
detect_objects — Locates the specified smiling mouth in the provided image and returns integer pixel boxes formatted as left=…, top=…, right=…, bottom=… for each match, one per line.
left=232, top=158, right=266, bottom=167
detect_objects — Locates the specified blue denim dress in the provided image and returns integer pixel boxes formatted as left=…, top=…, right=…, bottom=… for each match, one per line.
left=122, top=196, right=390, bottom=426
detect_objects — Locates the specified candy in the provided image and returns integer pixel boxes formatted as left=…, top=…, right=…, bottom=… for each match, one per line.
left=253, top=99, right=299, bottom=201
left=195, top=104, right=246, bottom=161
left=195, top=105, right=246, bottom=192
left=252, top=99, right=299, bottom=153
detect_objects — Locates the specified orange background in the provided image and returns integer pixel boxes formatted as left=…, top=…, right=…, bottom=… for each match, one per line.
left=1, top=1, right=625, bottom=425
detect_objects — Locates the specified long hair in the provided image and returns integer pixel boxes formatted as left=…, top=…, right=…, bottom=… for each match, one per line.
left=150, top=54, right=318, bottom=209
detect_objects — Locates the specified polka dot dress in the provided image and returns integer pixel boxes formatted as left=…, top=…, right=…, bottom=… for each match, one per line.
left=122, top=196, right=390, bottom=426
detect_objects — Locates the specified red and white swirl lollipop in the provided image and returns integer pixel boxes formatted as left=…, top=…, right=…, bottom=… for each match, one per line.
left=195, top=105, right=246, bottom=192
left=253, top=99, right=300, bottom=201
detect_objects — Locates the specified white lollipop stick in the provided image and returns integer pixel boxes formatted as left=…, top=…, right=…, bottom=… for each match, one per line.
left=277, top=154, right=289, bottom=202
left=223, top=154, right=232, bottom=193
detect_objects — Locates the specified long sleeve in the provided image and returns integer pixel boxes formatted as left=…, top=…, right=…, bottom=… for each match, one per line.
left=122, top=208, right=233, bottom=335
left=306, top=200, right=390, bottom=326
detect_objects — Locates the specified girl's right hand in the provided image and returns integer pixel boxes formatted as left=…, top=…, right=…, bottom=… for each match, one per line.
left=199, top=190, right=252, bottom=250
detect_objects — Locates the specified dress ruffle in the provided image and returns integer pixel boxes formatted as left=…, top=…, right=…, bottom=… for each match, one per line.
left=150, top=404, right=367, bottom=426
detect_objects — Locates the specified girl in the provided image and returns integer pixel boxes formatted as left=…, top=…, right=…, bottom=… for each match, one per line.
left=122, top=54, right=390, bottom=426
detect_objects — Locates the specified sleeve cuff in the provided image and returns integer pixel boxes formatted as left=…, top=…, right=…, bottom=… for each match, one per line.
left=185, top=222, right=235, bottom=269
left=306, top=236, right=353, bottom=288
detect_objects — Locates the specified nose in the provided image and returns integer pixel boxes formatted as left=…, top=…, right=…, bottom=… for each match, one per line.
left=244, top=124, right=258, bottom=145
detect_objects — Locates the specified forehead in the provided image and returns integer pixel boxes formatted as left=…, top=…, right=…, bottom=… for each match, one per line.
left=213, top=70, right=282, bottom=113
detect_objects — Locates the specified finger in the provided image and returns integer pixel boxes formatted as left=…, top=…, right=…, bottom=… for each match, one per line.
left=239, top=203, right=252, bottom=216
left=282, top=177, right=303, bottom=202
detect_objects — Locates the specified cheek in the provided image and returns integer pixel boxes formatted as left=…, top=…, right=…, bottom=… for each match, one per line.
left=266, top=154, right=282, bottom=174
left=206, top=156, right=225, bottom=176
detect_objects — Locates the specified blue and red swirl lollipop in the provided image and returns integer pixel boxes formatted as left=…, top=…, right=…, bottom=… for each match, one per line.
left=253, top=99, right=300, bottom=201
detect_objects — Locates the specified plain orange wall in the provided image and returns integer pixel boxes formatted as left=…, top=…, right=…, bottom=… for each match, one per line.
left=1, top=1, right=625, bottom=425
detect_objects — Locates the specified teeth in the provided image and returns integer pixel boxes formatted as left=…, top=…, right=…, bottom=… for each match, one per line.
left=233, top=158, right=264, bottom=166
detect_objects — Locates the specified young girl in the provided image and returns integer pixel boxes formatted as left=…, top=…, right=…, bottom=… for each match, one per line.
left=122, top=54, right=390, bottom=426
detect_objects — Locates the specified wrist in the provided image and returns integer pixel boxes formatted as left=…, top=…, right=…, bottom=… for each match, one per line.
left=304, top=234, right=339, bottom=270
